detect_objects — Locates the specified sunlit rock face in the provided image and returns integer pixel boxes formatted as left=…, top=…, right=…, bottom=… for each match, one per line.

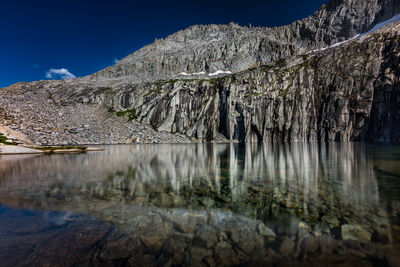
left=43, top=23, right=400, bottom=143
left=0, top=144, right=399, bottom=265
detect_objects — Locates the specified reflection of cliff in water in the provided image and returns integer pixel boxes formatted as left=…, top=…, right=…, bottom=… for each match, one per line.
left=0, top=144, right=384, bottom=213
left=1, top=144, right=399, bottom=266
left=0, top=144, right=392, bottom=229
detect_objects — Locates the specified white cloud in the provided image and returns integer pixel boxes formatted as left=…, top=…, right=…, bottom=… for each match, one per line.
left=45, top=68, right=76, bottom=79
left=113, top=58, right=119, bottom=64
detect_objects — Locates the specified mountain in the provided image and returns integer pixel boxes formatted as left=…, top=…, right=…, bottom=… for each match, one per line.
left=1, top=0, right=400, bottom=145
left=88, top=0, right=400, bottom=85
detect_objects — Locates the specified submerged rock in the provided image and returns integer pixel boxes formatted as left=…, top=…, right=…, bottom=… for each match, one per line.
left=341, top=224, right=372, bottom=243
left=194, top=224, right=218, bottom=248
left=278, top=237, right=296, bottom=259
left=257, top=222, right=276, bottom=239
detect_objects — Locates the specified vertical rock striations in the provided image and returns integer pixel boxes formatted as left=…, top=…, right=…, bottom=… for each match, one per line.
left=55, top=25, right=398, bottom=143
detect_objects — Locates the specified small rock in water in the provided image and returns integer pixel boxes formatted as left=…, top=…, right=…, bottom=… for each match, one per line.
left=257, top=222, right=276, bottom=238
left=322, top=215, right=340, bottom=227
left=313, top=223, right=330, bottom=236
left=194, top=224, right=218, bottom=249
left=341, top=224, right=372, bottom=243
left=200, top=197, right=215, bottom=207
left=279, top=237, right=295, bottom=259
left=298, top=221, right=312, bottom=233
left=190, top=246, right=213, bottom=263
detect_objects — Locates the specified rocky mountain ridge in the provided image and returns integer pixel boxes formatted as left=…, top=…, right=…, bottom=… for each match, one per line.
left=1, top=0, right=400, bottom=144
left=87, top=0, right=400, bottom=85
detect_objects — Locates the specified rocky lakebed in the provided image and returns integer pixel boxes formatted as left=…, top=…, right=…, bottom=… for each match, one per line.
left=0, top=143, right=399, bottom=266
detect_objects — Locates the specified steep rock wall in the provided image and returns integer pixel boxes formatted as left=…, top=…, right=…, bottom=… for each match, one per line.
left=86, top=30, right=399, bottom=142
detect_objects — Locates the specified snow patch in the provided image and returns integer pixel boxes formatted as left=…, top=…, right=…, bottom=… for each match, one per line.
left=309, top=34, right=360, bottom=53
left=192, top=71, right=206, bottom=75
left=308, top=13, right=400, bottom=54
left=208, top=70, right=232, bottom=77
left=362, top=13, right=400, bottom=36
left=330, top=34, right=360, bottom=48
left=176, top=70, right=232, bottom=77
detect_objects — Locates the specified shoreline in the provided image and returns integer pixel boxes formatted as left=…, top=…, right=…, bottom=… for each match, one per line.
left=0, top=144, right=104, bottom=155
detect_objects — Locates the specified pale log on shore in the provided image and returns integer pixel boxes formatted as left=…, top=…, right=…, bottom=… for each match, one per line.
left=0, top=144, right=44, bottom=155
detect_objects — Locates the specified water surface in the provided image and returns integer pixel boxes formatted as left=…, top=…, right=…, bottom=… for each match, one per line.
left=0, top=143, right=399, bottom=266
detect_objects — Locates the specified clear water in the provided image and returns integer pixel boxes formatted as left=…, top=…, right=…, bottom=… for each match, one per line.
left=0, top=143, right=399, bottom=266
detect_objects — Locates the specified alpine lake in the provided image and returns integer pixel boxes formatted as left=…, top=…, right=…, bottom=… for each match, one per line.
left=0, top=143, right=399, bottom=266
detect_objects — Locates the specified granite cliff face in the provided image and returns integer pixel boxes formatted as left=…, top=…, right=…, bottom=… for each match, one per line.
left=1, top=0, right=400, bottom=144
left=48, top=23, right=400, bottom=143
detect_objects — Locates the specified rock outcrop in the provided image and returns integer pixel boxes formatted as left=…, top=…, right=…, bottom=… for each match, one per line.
left=1, top=0, right=400, bottom=144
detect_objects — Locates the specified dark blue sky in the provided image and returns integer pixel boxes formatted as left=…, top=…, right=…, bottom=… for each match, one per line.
left=0, top=0, right=329, bottom=87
